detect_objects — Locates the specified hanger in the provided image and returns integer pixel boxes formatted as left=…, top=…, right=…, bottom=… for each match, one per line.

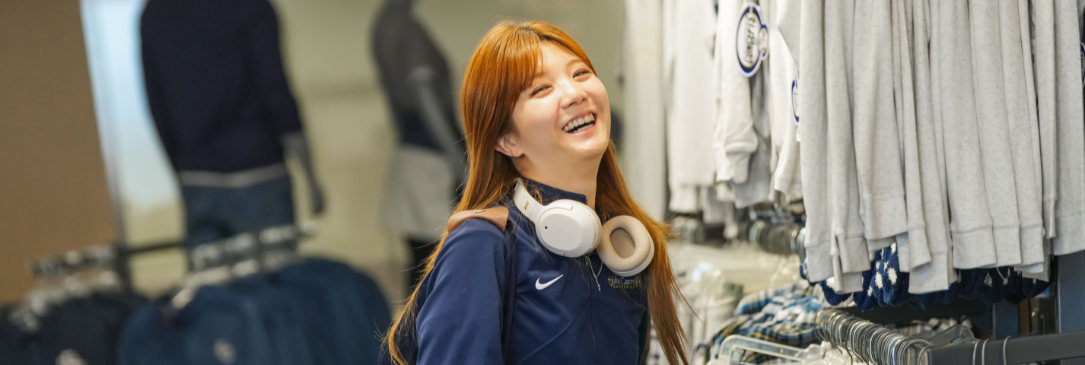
left=706, top=335, right=833, bottom=365
left=170, top=223, right=314, bottom=310
left=818, top=309, right=935, bottom=364
left=9, top=246, right=124, bottom=331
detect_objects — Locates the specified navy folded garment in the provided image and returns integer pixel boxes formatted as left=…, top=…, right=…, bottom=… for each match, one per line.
left=348, top=267, right=393, bottom=348
left=230, top=276, right=316, bottom=365
left=118, top=286, right=273, bottom=365
left=272, top=259, right=369, bottom=365
left=36, top=293, right=148, bottom=365
left=298, top=258, right=392, bottom=351
left=0, top=306, right=33, bottom=365
left=0, top=293, right=147, bottom=365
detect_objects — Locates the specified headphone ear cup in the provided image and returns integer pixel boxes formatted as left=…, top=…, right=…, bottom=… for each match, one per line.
left=597, top=215, right=654, bottom=277
left=535, top=200, right=601, bottom=257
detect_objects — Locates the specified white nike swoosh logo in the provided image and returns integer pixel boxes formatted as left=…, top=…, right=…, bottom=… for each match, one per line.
left=535, top=275, right=564, bottom=290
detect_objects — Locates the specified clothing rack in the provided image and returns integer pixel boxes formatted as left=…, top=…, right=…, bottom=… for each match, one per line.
left=819, top=299, right=1085, bottom=364
left=186, top=223, right=311, bottom=272
left=924, top=330, right=1085, bottom=364
left=736, top=219, right=806, bottom=259
left=839, top=298, right=989, bottom=325
left=30, top=223, right=314, bottom=291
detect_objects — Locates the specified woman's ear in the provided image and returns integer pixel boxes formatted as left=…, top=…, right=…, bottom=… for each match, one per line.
left=494, top=132, right=523, bottom=158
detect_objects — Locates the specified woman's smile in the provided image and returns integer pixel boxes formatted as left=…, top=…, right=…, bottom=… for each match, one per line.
left=562, top=112, right=596, bottom=133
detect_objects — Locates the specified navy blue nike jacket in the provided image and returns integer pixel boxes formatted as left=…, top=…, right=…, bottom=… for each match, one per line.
left=411, top=180, right=650, bottom=364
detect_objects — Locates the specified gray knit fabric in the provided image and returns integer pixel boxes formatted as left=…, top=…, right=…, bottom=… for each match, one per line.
left=970, top=0, right=1023, bottom=266
left=1052, top=0, right=1085, bottom=256
left=798, top=0, right=833, bottom=282
left=891, top=0, right=932, bottom=276
left=999, top=0, right=1045, bottom=267
left=1022, top=0, right=1056, bottom=277
left=826, top=0, right=869, bottom=281
left=938, top=0, right=997, bottom=269
left=853, top=0, right=909, bottom=241
left=904, top=0, right=953, bottom=293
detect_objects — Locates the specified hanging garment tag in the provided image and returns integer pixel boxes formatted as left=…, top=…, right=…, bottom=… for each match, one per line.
left=736, top=4, right=769, bottom=77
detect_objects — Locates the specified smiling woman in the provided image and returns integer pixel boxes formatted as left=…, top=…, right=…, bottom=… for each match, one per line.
left=498, top=40, right=613, bottom=210
left=383, top=20, right=690, bottom=365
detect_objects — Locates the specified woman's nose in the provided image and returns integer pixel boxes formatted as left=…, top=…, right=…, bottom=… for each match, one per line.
left=558, top=80, right=587, bottom=109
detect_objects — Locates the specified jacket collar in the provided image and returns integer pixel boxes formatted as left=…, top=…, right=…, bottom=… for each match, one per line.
left=519, top=178, right=589, bottom=206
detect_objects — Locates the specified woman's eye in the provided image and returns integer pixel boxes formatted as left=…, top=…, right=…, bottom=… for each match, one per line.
left=574, top=70, right=590, bottom=78
left=531, top=86, right=549, bottom=96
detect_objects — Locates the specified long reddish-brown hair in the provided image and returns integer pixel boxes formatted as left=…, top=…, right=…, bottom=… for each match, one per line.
left=384, top=20, right=689, bottom=365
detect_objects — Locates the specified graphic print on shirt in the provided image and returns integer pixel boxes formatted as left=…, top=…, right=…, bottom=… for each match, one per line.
left=736, top=4, right=769, bottom=76
left=607, top=275, right=643, bottom=290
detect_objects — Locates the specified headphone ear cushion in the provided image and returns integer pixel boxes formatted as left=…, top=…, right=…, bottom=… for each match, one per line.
left=597, top=215, right=655, bottom=277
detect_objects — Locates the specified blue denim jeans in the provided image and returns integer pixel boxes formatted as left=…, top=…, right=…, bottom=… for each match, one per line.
left=181, top=176, right=295, bottom=248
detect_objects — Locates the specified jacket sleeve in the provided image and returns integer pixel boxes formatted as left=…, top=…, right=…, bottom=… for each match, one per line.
left=416, top=221, right=508, bottom=365
left=244, top=0, right=304, bottom=136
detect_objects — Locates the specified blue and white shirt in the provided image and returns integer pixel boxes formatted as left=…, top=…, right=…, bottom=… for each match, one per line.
left=413, top=180, right=651, bottom=364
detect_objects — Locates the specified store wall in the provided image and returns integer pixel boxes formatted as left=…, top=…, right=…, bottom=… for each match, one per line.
left=0, top=1, right=117, bottom=302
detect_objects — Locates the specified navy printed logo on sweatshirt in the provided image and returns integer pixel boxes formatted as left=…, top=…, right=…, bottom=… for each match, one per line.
left=608, top=275, right=643, bottom=290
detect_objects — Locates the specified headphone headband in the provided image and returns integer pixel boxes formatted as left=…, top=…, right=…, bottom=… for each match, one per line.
left=513, top=179, right=544, bottom=222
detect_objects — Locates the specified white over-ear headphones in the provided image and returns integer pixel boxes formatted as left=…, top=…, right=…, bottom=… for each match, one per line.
left=513, top=179, right=654, bottom=277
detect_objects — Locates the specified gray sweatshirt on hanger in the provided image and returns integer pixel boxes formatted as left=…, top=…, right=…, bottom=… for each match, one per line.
left=891, top=0, right=931, bottom=274
left=732, top=73, right=775, bottom=208
left=1052, top=0, right=1085, bottom=256
left=1032, top=0, right=1059, bottom=241
left=771, top=0, right=803, bottom=197
left=970, top=0, right=1023, bottom=266
left=852, top=0, right=909, bottom=243
left=1019, top=0, right=1043, bottom=230
left=999, top=0, right=1045, bottom=267
left=1022, top=0, right=1057, bottom=279
left=825, top=0, right=869, bottom=288
left=798, top=0, right=833, bottom=283
left=938, top=0, right=997, bottom=269
left=904, top=0, right=954, bottom=294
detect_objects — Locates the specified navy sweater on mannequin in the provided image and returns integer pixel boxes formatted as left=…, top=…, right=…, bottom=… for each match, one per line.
left=140, top=0, right=303, bottom=173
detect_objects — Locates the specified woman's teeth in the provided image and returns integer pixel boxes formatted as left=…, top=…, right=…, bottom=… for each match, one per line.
left=563, top=114, right=596, bottom=133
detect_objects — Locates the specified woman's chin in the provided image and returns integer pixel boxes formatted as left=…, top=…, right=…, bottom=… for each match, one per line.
left=563, top=140, right=609, bottom=160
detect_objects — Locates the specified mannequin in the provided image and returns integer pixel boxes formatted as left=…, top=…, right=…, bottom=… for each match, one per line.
left=283, top=132, right=326, bottom=214
left=372, top=0, right=466, bottom=292
left=141, top=0, right=324, bottom=253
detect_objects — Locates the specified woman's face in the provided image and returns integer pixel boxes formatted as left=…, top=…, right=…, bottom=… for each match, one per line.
left=502, top=41, right=611, bottom=165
